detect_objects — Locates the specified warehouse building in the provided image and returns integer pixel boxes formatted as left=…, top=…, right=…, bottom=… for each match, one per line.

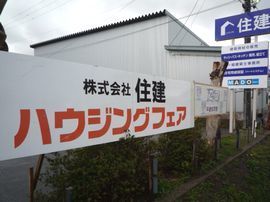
left=30, top=10, right=221, bottom=84
left=30, top=9, right=268, bottom=117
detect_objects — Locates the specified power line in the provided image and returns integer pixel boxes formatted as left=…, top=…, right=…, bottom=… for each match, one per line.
left=169, top=0, right=199, bottom=45
left=4, top=0, right=50, bottom=25
left=5, top=0, right=74, bottom=29
left=96, top=0, right=137, bottom=17
left=5, top=0, right=137, bottom=31
left=179, top=0, right=207, bottom=45
left=7, top=0, right=138, bottom=47
left=6, top=0, right=73, bottom=29
left=97, top=0, right=138, bottom=25
left=237, top=0, right=245, bottom=4
left=5, top=0, right=62, bottom=26
left=118, top=0, right=137, bottom=13
left=41, top=0, right=237, bottom=57
left=180, top=0, right=236, bottom=20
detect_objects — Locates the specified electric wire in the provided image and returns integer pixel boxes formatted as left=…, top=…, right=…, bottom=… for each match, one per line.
left=117, top=0, right=137, bottom=13
left=5, top=0, right=64, bottom=27
left=6, top=0, right=138, bottom=49
left=5, top=0, right=137, bottom=31
left=41, top=0, right=237, bottom=57
left=178, top=0, right=207, bottom=45
left=3, top=0, right=45, bottom=24
left=97, top=0, right=138, bottom=25
left=169, top=0, right=199, bottom=45
left=5, top=0, right=74, bottom=29
left=237, top=0, right=244, bottom=4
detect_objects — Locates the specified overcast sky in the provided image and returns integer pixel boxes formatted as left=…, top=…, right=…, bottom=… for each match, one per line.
left=1, top=0, right=270, bottom=55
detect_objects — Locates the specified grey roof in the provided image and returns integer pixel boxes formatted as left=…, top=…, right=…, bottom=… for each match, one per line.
left=165, top=45, right=221, bottom=52
left=30, top=9, right=209, bottom=49
left=30, top=10, right=167, bottom=48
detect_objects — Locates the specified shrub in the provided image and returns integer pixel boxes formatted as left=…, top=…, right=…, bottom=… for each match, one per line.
left=38, top=137, right=150, bottom=201
left=158, top=118, right=211, bottom=177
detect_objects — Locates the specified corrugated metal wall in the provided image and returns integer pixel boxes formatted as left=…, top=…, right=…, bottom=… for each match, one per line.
left=35, top=16, right=169, bottom=76
left=166, top=52, right=220, bottom=83
left=34, top=15, right=221, bottom=84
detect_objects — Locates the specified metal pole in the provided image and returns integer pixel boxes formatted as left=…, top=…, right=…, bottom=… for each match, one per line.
left=252, top=36, right=259, bottom=138
left=243, top=0, right=252, bottom=130
left=192, top=140, right=197, bottom=171
left=214, top=136, right=218, bottom=160
left=152, top=157, right=158, bottom=194
left=229, top=89, right=234, bottom=133
left=236, top=128, right=240, bottom=149
left=66, top=187, right=73, bottom=202
left=148, top=145, right=152, bottom=199
left=252, top=89, right=258, bottom=138
left=229, top=39, right=235, bottom=133
left=29, top=167, right=34, bottom=202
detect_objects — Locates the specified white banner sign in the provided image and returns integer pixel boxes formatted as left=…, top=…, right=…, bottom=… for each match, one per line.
left=194, top=83, right=228, bottom=117
left=221, top=41, right=269, bottom=89
left=0, top=52, right=194, bottom=161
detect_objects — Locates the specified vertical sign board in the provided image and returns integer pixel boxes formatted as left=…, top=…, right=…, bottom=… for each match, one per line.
left=0, top=52, right=194, bottom=161
left=221, top=41, right=269, bottom=89
left=194, top=83, right=228, bottom=117
left=215, top=8, right=270, bottom=41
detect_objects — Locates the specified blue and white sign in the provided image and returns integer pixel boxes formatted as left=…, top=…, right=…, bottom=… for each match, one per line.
left=222, top=41, right=269, bottom=89
left=215, top=8, right=270, bottom=41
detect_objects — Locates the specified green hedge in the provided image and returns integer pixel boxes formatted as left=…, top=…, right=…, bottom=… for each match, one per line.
left=36, top=118, right=213, bottom=201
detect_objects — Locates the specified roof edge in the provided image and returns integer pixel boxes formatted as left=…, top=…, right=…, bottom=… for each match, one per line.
left=30, top=10, right=167, bottom=48
left=165, top=45, right=221, bottom=52
left=164, top=10, right=209, bottom=47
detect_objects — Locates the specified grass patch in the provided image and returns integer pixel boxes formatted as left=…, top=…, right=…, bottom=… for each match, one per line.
left=180, top=136, right=270, bottom=201
left=157, top=177, right=188, bottom=196
left=218, top=135, right=238, bottom=161
left=158, top=129, right=266, bottom=201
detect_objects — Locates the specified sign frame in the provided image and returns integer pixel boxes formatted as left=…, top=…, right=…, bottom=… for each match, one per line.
left=215, top=8, right=270, bottom=41
left=221, top=41, right=269, bottom=89
left=194, top=82, right=228, bottom=118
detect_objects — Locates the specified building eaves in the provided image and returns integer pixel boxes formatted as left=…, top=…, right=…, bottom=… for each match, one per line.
left=165, top=45, right=221, bottom=52
left=30, top=10, right=167, bottom=48
left=164, top=10, right=209, bottom=47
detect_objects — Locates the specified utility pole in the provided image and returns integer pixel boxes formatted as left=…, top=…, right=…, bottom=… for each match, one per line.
left=242, top=0, right=252, bottom=129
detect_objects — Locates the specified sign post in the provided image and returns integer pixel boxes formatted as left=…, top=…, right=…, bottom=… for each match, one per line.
left=252, top=36, right=259, bottom=138
left=215, top=4, right=270, bottom=135
left=221, top=41, right=269, bottom=135
left=230, top=39, right=235, bottom=134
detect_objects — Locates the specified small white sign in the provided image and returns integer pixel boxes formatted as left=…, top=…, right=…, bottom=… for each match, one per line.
left=194, top=83, right=228, bottom=117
